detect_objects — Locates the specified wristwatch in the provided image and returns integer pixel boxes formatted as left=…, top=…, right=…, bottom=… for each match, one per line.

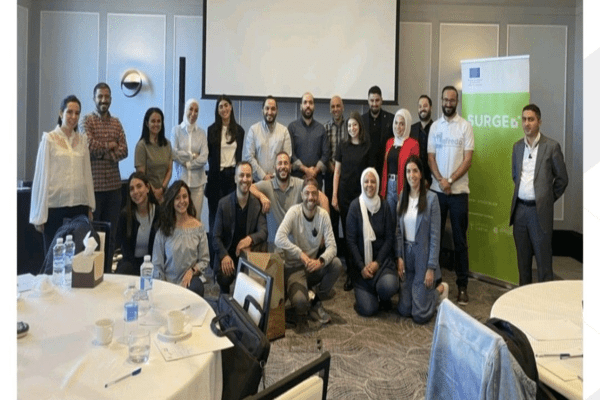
left=447, top=178, right=453, bottom=185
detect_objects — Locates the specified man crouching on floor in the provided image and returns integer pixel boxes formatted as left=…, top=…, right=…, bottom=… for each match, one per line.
left=275, top=177, right=342, bottom=330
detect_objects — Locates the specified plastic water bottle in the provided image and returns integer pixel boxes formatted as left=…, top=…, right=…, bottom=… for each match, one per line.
left=140, top=255, right=154, bottom=291
left=52, top=238, right=65, bottom=286
left=63, top=235, right=75, bottom=288
left=134, top=288, right=151, bottom=317
left=123, top=283, right=139, bottom=338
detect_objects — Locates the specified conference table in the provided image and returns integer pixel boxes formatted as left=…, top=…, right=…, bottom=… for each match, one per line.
left=490, top=280, right=582, bottom=400
left=17, top=274, right=232, bottom=399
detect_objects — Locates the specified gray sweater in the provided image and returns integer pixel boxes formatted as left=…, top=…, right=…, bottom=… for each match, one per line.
left=274, top=204, right=336, bottom=268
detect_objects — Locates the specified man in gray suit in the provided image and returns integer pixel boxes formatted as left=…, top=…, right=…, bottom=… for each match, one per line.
left=510, top=104, right=568, bottom=285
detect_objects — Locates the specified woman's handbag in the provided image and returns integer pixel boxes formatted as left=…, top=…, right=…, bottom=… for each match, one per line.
left=210, top=294, right=270, bottom=400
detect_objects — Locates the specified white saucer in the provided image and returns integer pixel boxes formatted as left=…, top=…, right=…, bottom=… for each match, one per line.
left=157, top=324, right=192, bottom=342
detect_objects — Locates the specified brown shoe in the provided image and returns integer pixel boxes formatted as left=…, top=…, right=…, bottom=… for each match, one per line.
left=457, top=287, right=469, bottom=306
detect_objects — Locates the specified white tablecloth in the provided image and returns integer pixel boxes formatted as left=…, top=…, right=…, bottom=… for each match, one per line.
left=17, top=274, right=225, bottom=400
left=490, top=280, right=583, bottom=400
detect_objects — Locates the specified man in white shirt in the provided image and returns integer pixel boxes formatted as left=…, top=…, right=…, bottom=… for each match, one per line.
left=509, top=104, right=568, bottom=285
left=428, top=86, right=474, bottom=305
left=242, top=96, right=292, bottom=182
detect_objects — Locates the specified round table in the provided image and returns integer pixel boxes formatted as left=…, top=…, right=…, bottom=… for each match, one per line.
left=17, top=274, right=223, bottom=400
left=490, top=280, right=582, bottom=400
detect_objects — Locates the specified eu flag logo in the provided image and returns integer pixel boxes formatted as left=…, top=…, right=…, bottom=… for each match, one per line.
left=470, top=68, right=480, bottom=78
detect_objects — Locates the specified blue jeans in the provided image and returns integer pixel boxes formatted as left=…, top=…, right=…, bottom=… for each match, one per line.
left=398, top=240, right=438, bottom=324
left=386, top=177, right=398, bottom=225
left=354, top=266, right=399, bottom=316
left=435, top=191, right=469, bottom=289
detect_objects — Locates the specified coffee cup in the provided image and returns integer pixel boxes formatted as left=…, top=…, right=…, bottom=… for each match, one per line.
left=95, top=318, right=114, bottom=345
left=167, top=310, right=187, bottom=335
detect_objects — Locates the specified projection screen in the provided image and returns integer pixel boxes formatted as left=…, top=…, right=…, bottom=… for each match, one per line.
left=203, top=0, right=400, bottom=102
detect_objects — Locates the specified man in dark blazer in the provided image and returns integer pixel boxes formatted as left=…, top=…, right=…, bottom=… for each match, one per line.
left=410, top=94, right=434, bottom=187
left=510, top=104, right=568, bottom=285
left=213, top=162, right=268, bottom=293
left=361, top=85, right=394, bottom=178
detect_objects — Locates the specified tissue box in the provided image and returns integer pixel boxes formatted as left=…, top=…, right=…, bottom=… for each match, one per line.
left=72, top=251, right=104, bottom=288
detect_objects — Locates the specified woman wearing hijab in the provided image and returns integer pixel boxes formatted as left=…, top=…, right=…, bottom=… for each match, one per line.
left=171, top=98, right=209, bottom=218
left=396, top=155, right=448, bottom=324
left=206, top=95, right=245, bottom=232
left=380, top=108, right=419, bottom=222
left=346, top=167, right=399, bottom=316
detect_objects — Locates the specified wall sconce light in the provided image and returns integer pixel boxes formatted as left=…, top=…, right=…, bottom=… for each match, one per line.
left=121, top=69, right=143, bottom=97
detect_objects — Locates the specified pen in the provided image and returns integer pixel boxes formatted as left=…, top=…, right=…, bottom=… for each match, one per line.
left=105, top=368, right=142, bottom=388
left=180, top=305, right=191, bottom=312
left=536, top=353, right=583, bottom=359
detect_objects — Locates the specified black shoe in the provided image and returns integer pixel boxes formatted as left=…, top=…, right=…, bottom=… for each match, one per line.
left=457, top=287, right=469, bottom=306
left=379, top=300, right=392, bottom=311
left=344, top=276, right=353, bottom=291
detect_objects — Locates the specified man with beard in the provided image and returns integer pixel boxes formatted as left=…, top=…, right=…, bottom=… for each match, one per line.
left=410, top=94, right=434, bottom=187
left=243, top=95, right=292, bottom=182
left=361, top=85, right=394, bottom=178
left=427, top=85, right=474, bottom=306
left=324, top=95, right=347, bottom=250
left=80, top=82, right=128, bottom=271
left=275, top=177, right=342, bottom=329
left=288, top=92, right=329, bottom=188
left=212, top=162, right=267, bottom=294
left=510, top=104, right=568, bottom=285
left=250, top=151, right=329, bottom=243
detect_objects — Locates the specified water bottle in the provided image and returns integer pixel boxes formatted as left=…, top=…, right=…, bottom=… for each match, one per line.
left=123, top=283, right=139, bottom=339
left=63, top=235, right=75, bottom=288
left=140, top=255, right=154, bottom=291
left=52, top=238, right=65, bottom=286
left=134, top=288, right=151, bottom=317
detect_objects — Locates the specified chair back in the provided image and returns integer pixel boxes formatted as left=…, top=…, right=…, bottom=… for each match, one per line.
left=233, top=257, right=274, bottom=334
left=245, top=351, right=331, bottom=400
left=425, top=299, right=537, bottom=400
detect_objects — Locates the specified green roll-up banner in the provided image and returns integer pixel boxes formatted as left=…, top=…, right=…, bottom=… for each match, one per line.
left=461, top=56, right=530, bottom=284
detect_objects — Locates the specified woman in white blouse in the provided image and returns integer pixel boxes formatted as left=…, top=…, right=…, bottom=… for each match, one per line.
left=30, top=95, right=95, bottom=252
left=171, top=98, right=208, bottom=219
left=396, top=155, right=448, bottom=324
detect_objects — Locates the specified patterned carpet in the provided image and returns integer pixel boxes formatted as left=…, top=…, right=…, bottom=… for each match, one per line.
left=207, top=266, right=509, bottom=400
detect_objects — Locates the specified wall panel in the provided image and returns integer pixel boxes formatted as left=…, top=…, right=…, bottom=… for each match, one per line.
left=399, top=22, right=432, bottom=117
left=106, top=13, right=166, bottom=179
left=438, top=23, right=499, bottom=118
left=18, top=5, right=28, bottom=180
left=39, top=11, right=99, bottom=138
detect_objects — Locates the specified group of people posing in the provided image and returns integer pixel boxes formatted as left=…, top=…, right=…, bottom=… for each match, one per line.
left=29, top=82, right=568, bottom=328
